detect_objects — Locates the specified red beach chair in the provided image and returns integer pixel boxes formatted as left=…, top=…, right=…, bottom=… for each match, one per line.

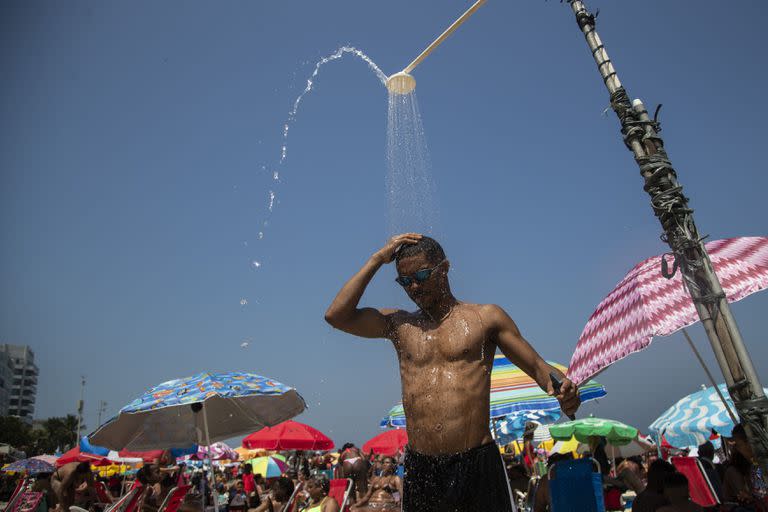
left=2, top=478, right=28, bottom=512
left=156, top=485, right=191, bottom=512
left=94, top=481, right=114, bottom=504
left=283, top=482, right=304, bottom=512
left=70, top=487, right=143, bottom=512
left=328, top=479, right=353, bottom=512
left=671, top=456, right=719, bottom=507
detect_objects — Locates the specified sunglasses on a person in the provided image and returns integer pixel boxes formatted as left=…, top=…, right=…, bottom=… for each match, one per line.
left=395, top=260, right=445, bottom=287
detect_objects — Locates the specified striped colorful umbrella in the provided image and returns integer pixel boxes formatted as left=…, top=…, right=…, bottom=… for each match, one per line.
left=568, top=237, right=768, bottom=385
left=649, top=383, right=768, bottom=448
left=380, top=356, right=607, bottom=428
left=245, top=456, right=288, bottom=478
left=494, top=410, right=560, bottom=445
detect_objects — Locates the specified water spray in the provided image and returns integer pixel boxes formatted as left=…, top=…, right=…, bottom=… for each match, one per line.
left=385, top=0, right=486, bottom=95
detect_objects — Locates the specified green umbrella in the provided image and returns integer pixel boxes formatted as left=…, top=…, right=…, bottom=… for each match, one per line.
left=549, top=417, right=638, bottom=446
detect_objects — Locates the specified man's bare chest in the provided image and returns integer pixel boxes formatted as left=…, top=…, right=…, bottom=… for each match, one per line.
left=393, top=312, right=489, bottom=365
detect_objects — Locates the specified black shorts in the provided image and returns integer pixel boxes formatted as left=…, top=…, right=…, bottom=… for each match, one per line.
left=402, top=442, right=517, bottom=512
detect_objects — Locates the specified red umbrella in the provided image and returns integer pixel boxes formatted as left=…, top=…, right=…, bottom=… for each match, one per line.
left=568, top=237, right=768, bottom=385
left=242, top=420, right=334, bottom=451
left=56, top=447, right=111, bottom=467
left=363, top=429, right=408, bottom=456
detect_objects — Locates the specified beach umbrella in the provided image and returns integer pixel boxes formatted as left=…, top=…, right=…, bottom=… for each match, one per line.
left=31, top=455, right=59, bottom=466
left=547, top=437, right=581, bottom=456
left=242, top=420, right=333, bottom=451
left=550, top=417, right=638, bottom=446
left=649, top=383, right=768, bottom=448
left=56, top=447, right=112, bottom=467
left=234, top=446, right=264, bottom=460
left=568, top=237, right=768, bottom=385
left=245, top=456, right=288, bottom=478
left=363, top=429, right=408, bottom=456
left=380, top=356, right=607, bottom=428
left=89, top=372, right=305, bottom=451
left=494, top=409, right=561, bottom=444
left=1, top=458, right=55, bottom=475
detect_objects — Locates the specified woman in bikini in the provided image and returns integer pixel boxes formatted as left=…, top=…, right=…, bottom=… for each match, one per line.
left=350, top=457, right=402, bottom=511
left=301, top=476, right=339, bottom=512
left=252, top=477, right=294, bottom=512
left=336, top=444, right=368, bottom=504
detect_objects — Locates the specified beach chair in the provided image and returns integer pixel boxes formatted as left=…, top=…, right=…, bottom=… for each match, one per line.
left=671, top=456, right=720, bottom=508
left=2, top=478, right=28, bottom=512
left=328, top=479, right=352, bottom=512
left=7, top=492, right=44, bottom=512
left=548, top=458, right=605, bottom=512
left=155, top=485, right=191, bottom=512
left=71, top=486, right=143, bottom=512
left=283, top=482, right=304, bottom=512
left=94, top=481, right=114, bottom=504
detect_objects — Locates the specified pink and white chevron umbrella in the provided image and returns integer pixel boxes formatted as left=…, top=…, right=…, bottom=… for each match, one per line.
left=568, top=237, right=768, bottom=385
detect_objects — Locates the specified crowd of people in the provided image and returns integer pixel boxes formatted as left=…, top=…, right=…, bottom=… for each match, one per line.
left=2, top=424, right=767, bottom=512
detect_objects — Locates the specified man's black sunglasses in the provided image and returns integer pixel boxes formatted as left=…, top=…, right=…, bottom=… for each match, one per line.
left=395, top=260, right=445, bottom=287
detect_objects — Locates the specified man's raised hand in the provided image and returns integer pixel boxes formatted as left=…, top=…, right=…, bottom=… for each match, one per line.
left=374, top=233, right=422, bottom=264
left=554, top=377, right=581, bottom=417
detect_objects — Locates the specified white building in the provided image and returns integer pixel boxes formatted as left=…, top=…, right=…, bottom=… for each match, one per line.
left=0, top=344, right=38, bottom=423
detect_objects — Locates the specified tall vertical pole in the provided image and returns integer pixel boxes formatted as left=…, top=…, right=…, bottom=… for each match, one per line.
left=566, top=0, right=768, bottom=477
left=97, top=400, right=108, bottom=428
left=76, top=375, right=86, bottom=445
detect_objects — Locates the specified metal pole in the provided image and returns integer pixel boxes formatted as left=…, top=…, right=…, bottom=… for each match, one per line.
left=567, top=0, right=768, bottom=478
left=76, top=375, right=86, bottom=446
left=681, top=328, right=738, bottom=424
left=202, top=405, right=219, bottom=512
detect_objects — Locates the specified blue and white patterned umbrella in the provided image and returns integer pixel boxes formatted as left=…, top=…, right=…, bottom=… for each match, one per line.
left=89, top=372, right=306, bottom=451
left=649, top=383, right=766, bottom=447
left=493, top=409, right=561, bottom=445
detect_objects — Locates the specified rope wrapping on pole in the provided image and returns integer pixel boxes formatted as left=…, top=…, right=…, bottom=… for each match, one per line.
left=566, top=0, right=768, bottom=480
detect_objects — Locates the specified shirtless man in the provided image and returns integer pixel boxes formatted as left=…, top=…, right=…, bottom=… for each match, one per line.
left=325, top=234, right=580, bottom=512
left=51, top=462, right=98, bottom=512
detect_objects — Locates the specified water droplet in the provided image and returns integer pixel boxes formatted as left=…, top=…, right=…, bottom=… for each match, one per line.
left=251, top=260, right=261, bottom=269
left=240, top=298, right=248, bottom=306
left=273, top=171, right=279, bottom=181
left=240, top=341, right=250, bottom=348
left=268, top=191, right=276, bottom=211
left=258, top=232, right=264, bottom=239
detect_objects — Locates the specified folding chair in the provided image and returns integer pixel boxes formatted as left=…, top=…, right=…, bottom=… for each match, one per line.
left=549, top=458, right=605, bottom=512
left=7, top=491, right=44, bottom=512
left=155, top=485, right=191, bottom=512
left=328, top=479, right=352, bottom=512
left=2, top=478, right=28, bottom=512
left=283, top=482, right=304, bottom=512
left=94, top=481, right=114, bottom=505
left=71, top=486, right=143, bottom=512
left=671, top=456, right=719, bottom=508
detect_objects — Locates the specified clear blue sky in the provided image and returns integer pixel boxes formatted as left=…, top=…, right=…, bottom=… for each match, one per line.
left=2, top=0, right=767, bottom=448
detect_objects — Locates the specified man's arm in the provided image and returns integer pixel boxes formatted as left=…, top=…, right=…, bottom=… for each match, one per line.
left=325, top=233, right=421, bottom=338
left=485, top=304, right=580, bottom=416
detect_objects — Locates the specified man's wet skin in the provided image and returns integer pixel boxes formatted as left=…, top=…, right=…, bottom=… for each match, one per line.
left=325, top=232, right=580, bottom=457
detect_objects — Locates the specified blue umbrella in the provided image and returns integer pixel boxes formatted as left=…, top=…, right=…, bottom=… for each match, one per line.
left=493, top=409, right=562, bottom=445
left=89, top=371, right=306, bottom=451
left=649, top=383, right=768, bottom=447
left=2, top=458, right=55, bottom=474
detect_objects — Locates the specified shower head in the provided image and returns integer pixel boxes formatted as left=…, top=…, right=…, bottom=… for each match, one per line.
left=386, top=71, right=416, bottom=95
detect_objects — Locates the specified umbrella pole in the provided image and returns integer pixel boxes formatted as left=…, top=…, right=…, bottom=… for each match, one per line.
left=681, top=328, right=739, bottom=425
left=202, top=405, right=219, bottom=512
left=567, top=0, right=768, bottom=479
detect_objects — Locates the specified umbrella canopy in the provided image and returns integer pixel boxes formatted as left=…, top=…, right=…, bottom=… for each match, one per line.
left=56, top=447, right=112, bottom=467
left=494, top=409, right=561, bottom=444
left=568, top=237, right=768, bottom=385
left=381, top=356, right=607, bottom=428
left=195, top=443, right=238, bottom=461
left=2, top=458, right=55, bottom=474
left=242, top=420, right=333, bottom=451
left=245, top=456, right=288, bottom=478
left=550, top=417, right=638, bottom=446
left=89, top=372, right=306, bottom=451
left=572, top=435, right=656, bottom=457
left=363, top=429, right=408, bottom=456
left=31, top=455, right=59, bottom=466
left=234, top=446, right=266, bottom=460
left=548, top=437, right=581, bottom=456
left=649, top=383, right=768, bottom=448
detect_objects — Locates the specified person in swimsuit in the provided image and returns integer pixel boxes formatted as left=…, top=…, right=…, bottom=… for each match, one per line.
left=301, top=476, right=339, bottom=512
left=51, top=462, right=98, bottom=512
left=325, top=234, right=580, bottom=512
left=351, top=456, right=402, bottom=511
left=252, top=477, right=294, bottom=512
left=336, top=443, right=369, bottom=503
